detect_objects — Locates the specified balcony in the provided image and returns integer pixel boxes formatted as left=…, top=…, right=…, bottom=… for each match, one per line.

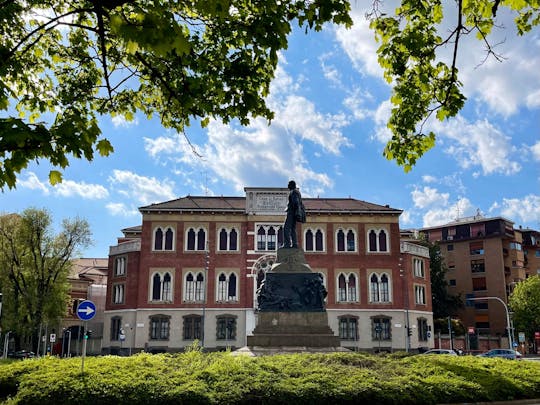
left=400, top=242, right=430, bottom=258
left=109, top=239, right=141, bottom=255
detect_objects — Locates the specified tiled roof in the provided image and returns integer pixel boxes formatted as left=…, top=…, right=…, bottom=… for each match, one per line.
left=140, top=196, right=401, bottom=214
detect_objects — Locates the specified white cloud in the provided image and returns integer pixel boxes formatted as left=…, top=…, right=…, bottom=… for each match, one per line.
left=108, top=170, right=176, bottom=205
left=491, top=195, right=540, bottom=227
left=334, top=6, right=384, bottom=79
left=54, top=180, right=109, bottom=199
left=412, top=186, right=449, bottom=209
left=434, top=116, right=521, bottom=175
left=18, top=172, right=50, bottom=194
left=422, top=197, right=474, bottom=227
left=399, top=210, right=413, bottom=225
left=143, top=65, right=352, bottom=196
left=531, top=141, right=540, bottom=161
left=105, top=202, right=139, bottom=217
left=422, top=175, right=437, bottom=183
left=343, top=88, right=374, bottom=121
left=111, top=115, right=139, bottom=128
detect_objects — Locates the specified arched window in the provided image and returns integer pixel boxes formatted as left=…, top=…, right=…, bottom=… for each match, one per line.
left=162, top=272, right=172, bottom=301
left=197, top=228, right=206, bottom=250
left=305, top=229, right=314, bottom=251
left=185, top=273, right=194, bottom=301
left=195, top=272, right=205, bottom=301
left=305, top=228, right=324, bottom=252
left=230, top=229, right=238, bottom=251
left=369, top=230, right=377, bottom=252
left=152, top=273, right=161, bottom=300
left=219, top=229, right=228, bottom=251
left=337, top=230, right=345, bottom=252
left=154, top=228, right=163, bottom=250
left=367, top=228, right=389, bottom=253
left=151, top=272, right=173, bottom=302
left=217, top=272, right=238, bottom=302
left=267, top=227, right=277, bottom=251
left=256, top=225, right=283, bottom=251
left=337, top=273, right=358, bottom=302
left=257, top=226, right=266, bottom=250
left=378, top=230, right=387, bottom=252
left=154, top=227, right=174, bottom=251
left=370, top=274, right=379, bottom=302
left=338, top=274, right=347, bottom=301
left=218, top=228, right=239, bottom=251
left=347, top=274, right=357, bottom=301
left=165, top=228, right=174, bottom=250
left=346, top=230, right=355, bottom=251
left=369, top=273, right=391, bottom=303
left=380, top=274, right=389, bottom=302
left=337, top=228, right=355, bottom=252
left=186, top=227, right=207, bottom=251
left=228, top=273, right=237, bottom=300
left=187, top=228, right=196, bottom=250
left=315, top=230, right=324, bottom=251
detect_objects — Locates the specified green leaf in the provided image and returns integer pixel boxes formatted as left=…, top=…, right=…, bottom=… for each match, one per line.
left=49, top=170, right=63, bottom=185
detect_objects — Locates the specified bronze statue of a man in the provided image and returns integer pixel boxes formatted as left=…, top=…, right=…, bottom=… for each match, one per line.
left=282, top=180, right=303, bottom=248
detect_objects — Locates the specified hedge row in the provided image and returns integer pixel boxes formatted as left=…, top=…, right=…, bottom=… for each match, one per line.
left=0, top=351, right=539, bottom=404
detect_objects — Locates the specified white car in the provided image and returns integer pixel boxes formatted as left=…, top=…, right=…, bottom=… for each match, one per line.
left=422, top=349, right=458, bottom=355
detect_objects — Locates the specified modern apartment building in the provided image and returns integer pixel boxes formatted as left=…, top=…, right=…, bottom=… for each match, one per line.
left=420, top=216, right=525, bottom=336
left=103, top=187, right=432, bottom=353
left=521, top=228, right=540, bottom=278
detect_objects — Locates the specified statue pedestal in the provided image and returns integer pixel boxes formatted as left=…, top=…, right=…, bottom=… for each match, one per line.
left=246, top=247, right=341, bottom=350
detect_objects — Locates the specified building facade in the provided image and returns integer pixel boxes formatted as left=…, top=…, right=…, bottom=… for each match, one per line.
left=103, top=188, right=432, bottom=353
left=59, top=258, right=108, bottom=356
left=420, top=216, right=526, bottom=337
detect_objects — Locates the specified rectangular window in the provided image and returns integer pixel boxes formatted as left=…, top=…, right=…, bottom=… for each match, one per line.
left=339, top=317, right=358, bottom=340
left=372, top=318, right=391, bottom=340
left=183, top=316, right=202, bottom=340
left=469, top=241, right=484, bottom=255
left=112, top=284, right=125, bottom=304
left=415, top=285, right=426, bottom=305
left=474, top=302, right=488, bottom=310
left=114, top=257, right=126, bottom=276
left=447, top=244, right=454, bottom=251
left=150, top=317, right=170, bottom=340
left=448, top=279, right=456, bottom=286
left=216, top=316, right=236, bottom=340
left=110, top=317, right=122, bottom=341
left=413, top=258, right=425, bottom=278
left=471, top=259, right=485, bottom=273
left=472, top=277, right=487, bottom=291
left=417, top=318, right=428, bottom=341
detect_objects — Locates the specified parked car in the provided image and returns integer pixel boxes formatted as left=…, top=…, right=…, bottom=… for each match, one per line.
left=477, top=349, right=522, bottom=360
left=7, top=350, right=35, bottom=359
left=421, top=349, right=458, bottom=355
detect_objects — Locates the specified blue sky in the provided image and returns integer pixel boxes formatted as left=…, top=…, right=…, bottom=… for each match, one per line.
left=2, top=3, right=540, bottom=258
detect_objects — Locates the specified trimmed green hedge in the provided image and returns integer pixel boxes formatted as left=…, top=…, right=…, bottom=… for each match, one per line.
left=0, top=352, right=539, bottom=404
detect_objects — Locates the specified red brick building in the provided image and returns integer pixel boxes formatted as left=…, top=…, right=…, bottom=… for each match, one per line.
left=103, top=187, right=432, bottom=353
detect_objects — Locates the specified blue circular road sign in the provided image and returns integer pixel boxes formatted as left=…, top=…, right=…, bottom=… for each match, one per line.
left=77, top=300, right=96, bottom=321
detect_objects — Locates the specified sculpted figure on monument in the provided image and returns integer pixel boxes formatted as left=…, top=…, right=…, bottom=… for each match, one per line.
left=281, top=180, right=305, bottom=249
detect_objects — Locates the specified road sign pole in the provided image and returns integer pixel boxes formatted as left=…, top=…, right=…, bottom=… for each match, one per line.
left=81, top=321, right=87, bottom=374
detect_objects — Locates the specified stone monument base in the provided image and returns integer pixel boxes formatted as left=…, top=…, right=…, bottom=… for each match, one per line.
left=247, top=311, right=340, bottom=347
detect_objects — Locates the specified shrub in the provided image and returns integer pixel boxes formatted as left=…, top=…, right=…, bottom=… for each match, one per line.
left=0, top=352, right=538, bottom=404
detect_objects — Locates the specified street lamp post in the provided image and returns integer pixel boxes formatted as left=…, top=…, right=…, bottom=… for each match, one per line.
left=466, top=296, right=513, bottom=350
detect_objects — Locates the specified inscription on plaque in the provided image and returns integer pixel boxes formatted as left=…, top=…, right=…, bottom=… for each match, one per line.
left=245, top=188, right=288, bottom=215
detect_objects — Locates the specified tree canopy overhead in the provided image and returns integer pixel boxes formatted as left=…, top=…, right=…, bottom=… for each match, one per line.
left=0, top=0, right=352, bottom=188
left=1, top=1, right=539, bottom=188
left=370, top=0, right=539, bottom=171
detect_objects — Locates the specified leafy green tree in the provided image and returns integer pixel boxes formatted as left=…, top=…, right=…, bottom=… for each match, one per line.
left=0, top=0, right=352, bottom=189
left=369, top=0, right=540, bottom=171
left=0, top=209, right=91, bottom=351
left=509, top=275, right=540, bottom=342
